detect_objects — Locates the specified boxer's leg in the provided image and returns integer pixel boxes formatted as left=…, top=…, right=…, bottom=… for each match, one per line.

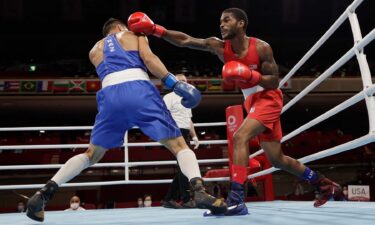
left=261, top=141, right=307, bottom=177
left=224, top=118, right=264, bottom=216
left=137, top=82, right=226, bottom=214
left=26, top=144, right=107, bottom=222
left=261, top=141, right=342, bottom=207
left=161, top=137, right=227, bottom=215
left=52, top=144, right=107, bottom=185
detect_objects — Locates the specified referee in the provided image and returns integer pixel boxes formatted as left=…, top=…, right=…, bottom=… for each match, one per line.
left=162, top=74, right=200, bottom=209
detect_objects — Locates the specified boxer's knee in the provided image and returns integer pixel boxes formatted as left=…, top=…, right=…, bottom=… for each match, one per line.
left=269, top=159, right=283, bottom=169
left=161, top=136, right=189, bottom=155
left=233, top=131, right=252, bottom=150
left=267, top=153, right=285, bottom=169
left=85, top=144, right=107, bottom=165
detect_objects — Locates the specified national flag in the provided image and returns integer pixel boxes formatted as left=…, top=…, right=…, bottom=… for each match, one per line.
left=69, top=80, right=86, bottom=92
left=4, top=81, right=20, bottom=92
left=37, top=80, right=53, bottom=92
left=207, top=79, right=222, bottom=91
left=192, top=80, right=207, bottom=91
left=20, top=81, right=37, bottom=92
left=86, top=80, right=101, bottom=92
left=280, top=80, right=292, bottom=89
left=53, top=80, right=69, bottom=92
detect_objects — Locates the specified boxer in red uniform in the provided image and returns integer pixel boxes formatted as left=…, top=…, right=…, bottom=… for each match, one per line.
left=127, top=8, right=342, bottom=215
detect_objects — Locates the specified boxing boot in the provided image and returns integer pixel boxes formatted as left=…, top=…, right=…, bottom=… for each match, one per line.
left=190, top=177, right=227, bottom=215
left=312, top=174, right=342, bottom=207
left=224, top=181, right=248, bottom=216
left=26, top=180, right=58, bottom=222
left=204, top=181, right=248, bottom=217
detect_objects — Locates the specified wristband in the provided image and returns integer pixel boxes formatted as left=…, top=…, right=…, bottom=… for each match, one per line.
left=161, top=73, right=178, bottom=89
left=153, top=25, right=166, bottom=37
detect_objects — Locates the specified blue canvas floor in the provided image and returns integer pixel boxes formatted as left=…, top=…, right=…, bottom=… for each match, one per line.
left=1, top=201, right=374, bottom=225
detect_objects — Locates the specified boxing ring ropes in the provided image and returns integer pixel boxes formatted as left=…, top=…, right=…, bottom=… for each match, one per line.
left=0, top=0, right=374, bottom=200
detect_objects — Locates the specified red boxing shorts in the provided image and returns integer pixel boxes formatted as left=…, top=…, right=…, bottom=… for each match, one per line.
left=244, top=89, right=283, bottom=142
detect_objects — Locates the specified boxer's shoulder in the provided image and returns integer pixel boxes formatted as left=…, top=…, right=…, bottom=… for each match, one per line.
left=89, top=40, right=104, bottom=67
left=116, top=31, right=139, bottom=50
left=204, top=37, right=224, bottom=56
left=205, top=37, right=224, bottom=49
left=255, top=39, right=273, bottom=57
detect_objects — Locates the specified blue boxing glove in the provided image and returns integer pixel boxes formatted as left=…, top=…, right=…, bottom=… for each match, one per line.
left=162, top=73, right=201, bottom=108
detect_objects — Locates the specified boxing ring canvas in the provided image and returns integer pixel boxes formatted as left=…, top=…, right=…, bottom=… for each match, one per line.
left=1, top=201, right=375, bottom=225
left=0, top=0, right=374, bottom=223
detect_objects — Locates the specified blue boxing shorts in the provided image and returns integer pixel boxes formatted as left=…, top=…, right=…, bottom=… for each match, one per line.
left=91, top=80, right=181, bottom=149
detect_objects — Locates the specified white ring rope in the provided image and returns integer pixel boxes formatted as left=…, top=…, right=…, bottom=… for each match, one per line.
left=249, top=134, right=375, bottom=179
left=249, top=82, right=375, bottom=159
left=281, top=29, right=374, bottom=114
left=0, top=122, right=230, bottom=189
left=0, top=177, right=230, bottom=190
left=0, top=0, right=373, bottom=190
left=0, top=140, right=228, bottom=150
left=250, top=0, right=375, bottom=159
left=0, top=122, right=226, bottom=132
left=0, top=159, right=229, bottom=171
left=278, top=0, right=363, bottom=88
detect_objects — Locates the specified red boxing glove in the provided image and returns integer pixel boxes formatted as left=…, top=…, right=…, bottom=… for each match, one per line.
left=127, top=12, right=166, bottom=37
left=222, top=61, right=261, bottom=89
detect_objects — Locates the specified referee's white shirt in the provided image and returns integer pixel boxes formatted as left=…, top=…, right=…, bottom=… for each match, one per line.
left=163, top=92, right=192, bottom=129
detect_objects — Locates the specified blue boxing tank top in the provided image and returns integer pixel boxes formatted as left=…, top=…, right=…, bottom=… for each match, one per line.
left=96, top=33, right=147, bottom=81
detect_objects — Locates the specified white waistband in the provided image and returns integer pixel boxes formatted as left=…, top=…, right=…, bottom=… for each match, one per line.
left=102, top=68, right=150, bottom=88
left=241, top=85, right=264, bottom=99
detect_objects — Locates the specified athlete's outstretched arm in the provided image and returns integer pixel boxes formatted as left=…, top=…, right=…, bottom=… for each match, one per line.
left=257, top=41, right=279, bottom=89
left=127, top=12, right=223, bottom=54
left=138, top=35, right=169, bottom=79
left=163, top=30, right=222, bottom=53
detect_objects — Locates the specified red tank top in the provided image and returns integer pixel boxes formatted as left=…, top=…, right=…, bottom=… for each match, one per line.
left=223, top=37, right=261, bottom=73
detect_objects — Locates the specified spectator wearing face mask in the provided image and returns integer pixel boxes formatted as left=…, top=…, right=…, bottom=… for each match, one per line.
left=65, top=196, right=86, bottom=211
left=17, top=201, right=26, bottom=213
left=143, top=194, right=152, bottom=207
left=137, top=197, right=144, bottom=207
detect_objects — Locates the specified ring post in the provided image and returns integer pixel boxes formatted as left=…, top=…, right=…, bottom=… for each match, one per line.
left=225, top=105, right=244, bottom=176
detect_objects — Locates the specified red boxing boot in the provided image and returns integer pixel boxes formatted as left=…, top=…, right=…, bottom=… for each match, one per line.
left=312, top=176, right=342, bottom=207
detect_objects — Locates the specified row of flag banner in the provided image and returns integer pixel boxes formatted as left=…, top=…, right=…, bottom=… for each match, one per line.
left=0, top=80, right=101, bottom=93
left=0, top=79, right=248, bottom=94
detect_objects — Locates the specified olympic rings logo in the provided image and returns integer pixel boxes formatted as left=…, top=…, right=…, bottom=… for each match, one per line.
left=227, top=115, right=236, bottom=125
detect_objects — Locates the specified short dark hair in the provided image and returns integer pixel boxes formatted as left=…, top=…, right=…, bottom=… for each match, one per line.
left=223, top=8, right=248, bottom=31
left=102, top=18, right=125, bottom=36
left=143, top=194, right=152, bottom=199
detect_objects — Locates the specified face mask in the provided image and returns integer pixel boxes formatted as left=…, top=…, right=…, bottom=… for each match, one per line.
left=144, top=200, right=152, bottom=207
left=17, top=205, right=25, bottom=212
left=70, top=202, right=79, bottom=210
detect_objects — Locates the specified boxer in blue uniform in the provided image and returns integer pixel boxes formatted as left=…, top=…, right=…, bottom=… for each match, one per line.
left=26, top=18, right=227, bottom=222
